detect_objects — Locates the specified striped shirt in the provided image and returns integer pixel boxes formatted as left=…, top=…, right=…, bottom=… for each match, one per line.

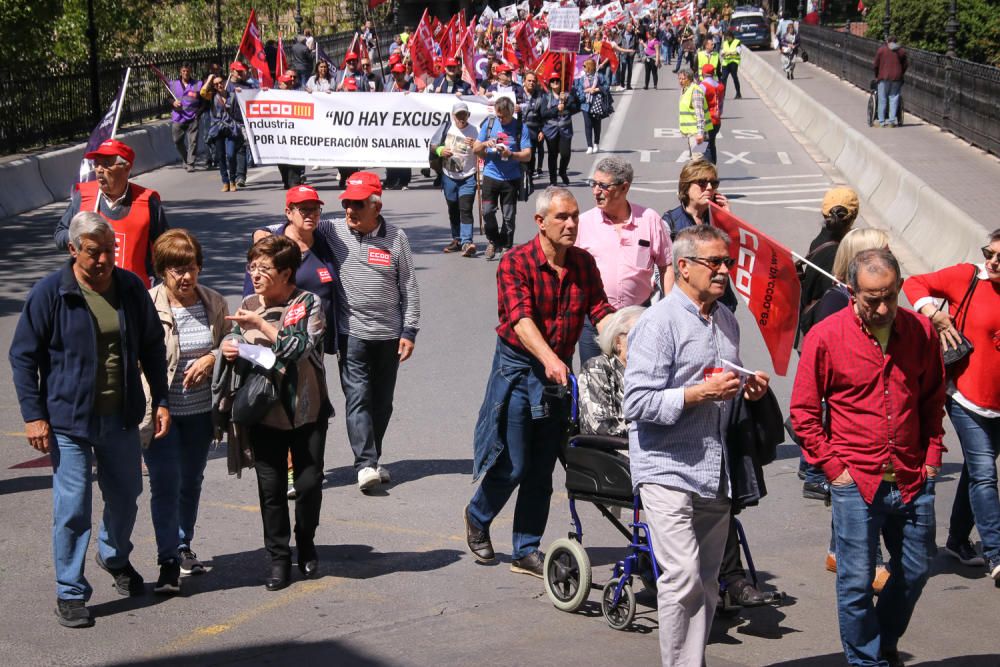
left=623, top=287, right=742, bottom=499
left=168, top=302, right=213, bottom=416
left=315, top=216, right=420, bottom=342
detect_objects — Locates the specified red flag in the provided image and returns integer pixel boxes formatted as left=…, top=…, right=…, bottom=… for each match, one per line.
left=409, top=9, right=437, bottom=91
left=534, top=50, right=564, bottom=90
left=276, top=32, right=288, bottom=76
left=599, top=39, right=619, bottom=73
left=368, top=0, right=388, bottom=7
left=238, top=9, right=273, bottom=88
left=515, top=20, right=540, bottom=71
left=501, top=31, right=520, bottom=69
left=857, top=0, right=865, bottom=11
left=439, top=15, right=459, bottom=57
left=342, top=32, right=369, bottom=69
left=709, top=204, right=800, bottom=376
left=457, top=21, right=478, bottom=88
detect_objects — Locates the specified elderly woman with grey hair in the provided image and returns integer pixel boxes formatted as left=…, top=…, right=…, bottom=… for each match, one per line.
left=578, top=305, right=646, bottom=437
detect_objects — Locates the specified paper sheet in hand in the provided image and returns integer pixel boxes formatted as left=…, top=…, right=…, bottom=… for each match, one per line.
left=721, top=359, right=755, bottom=378
left=238, top=344, right=276, bottom=370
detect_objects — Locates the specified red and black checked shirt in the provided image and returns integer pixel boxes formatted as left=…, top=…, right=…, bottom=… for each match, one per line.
left=496, top=236, right=615, bottom=361
left=790, top=305, right=946, bottom=505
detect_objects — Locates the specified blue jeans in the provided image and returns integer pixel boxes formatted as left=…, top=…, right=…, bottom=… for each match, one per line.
left=946, top=398, right=1000, bottom=564
left=831, top=480, right=936, bottom=666
left=216, top=134, right=245, bottom=184
left=800, top=453, right=828, bottom=486
left=337, top=334, right=400, bottom=471
left=877, top=80, right=902, bottom=125
left=442, top=173, right=477, bottom=245
left=141, top=411, right=213, bottom=564
left=51, top=413, right=142, bottom=600
left=468, top=342, right=566, bottom=559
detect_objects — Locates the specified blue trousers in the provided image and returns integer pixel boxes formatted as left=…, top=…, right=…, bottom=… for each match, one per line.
left=141, top=411, right=213, bottom=564
left=877, top=80, right=903, bottom=126
left=51, top=413, right=142, bottom=600
left=337, top=334, right=400, bottom=471
left=946, top=398, right=1000, bottom=565
left=831, top=480, right=936, bottom=666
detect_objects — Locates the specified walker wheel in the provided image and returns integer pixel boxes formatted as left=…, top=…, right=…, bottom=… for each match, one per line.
left=601, top=577, right=636, bottom=630
left=544, top=538, right=592, bottom=612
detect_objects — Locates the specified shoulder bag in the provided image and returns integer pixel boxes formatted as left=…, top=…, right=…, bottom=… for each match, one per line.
left=937, top=265, right=979, bottom=367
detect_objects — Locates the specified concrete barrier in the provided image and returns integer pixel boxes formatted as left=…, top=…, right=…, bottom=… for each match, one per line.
left=741, top=50, right=989, bottom=271
left=0, top=120, right=180, bottom=221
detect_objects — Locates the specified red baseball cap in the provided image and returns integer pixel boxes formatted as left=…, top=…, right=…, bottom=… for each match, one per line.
left=444, top=57, right=459, bottom=67
left=84, top=139, right=135, bottom=164
left=389, top=53, right=402, bottom=63
left=701, top=63, right=715, bottom=74
left=340, top=171, right=382, bottom=200
left=342, top=77, right=358, bottom=91
left=230, top=61, right=247, bottom=72
left=496, top=63, right=512, bottom=73
left=345, top=52, right=359, bottom=62
left=286, top=185, right=324, bottom=207
left=277, top=74, right=295, bottom=83
left=391, top=63, right=406, bottom=74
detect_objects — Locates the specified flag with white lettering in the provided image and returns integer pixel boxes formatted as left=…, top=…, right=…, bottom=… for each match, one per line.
left=238, top=9, right=273, bottom=88
left=710, top=204, right=800, bottom=376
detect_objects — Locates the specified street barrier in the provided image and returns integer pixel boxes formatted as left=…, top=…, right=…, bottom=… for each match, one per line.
left=0, top=158, right=55, bottom=219
left=742, top=50, right=987, bottom=270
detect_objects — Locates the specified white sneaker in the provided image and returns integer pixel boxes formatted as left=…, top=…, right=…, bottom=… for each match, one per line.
left=585, top=146, right=593, bottom=154
left=310, top=165, right=321, bottom=171
left=377, top=465, right=391, bottom=483
left=357, top=466, right=380, bottom=491
left=593, top=143, right=599, bottom=153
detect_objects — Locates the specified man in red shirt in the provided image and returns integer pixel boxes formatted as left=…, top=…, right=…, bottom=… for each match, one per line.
left=791, top=248, right=945, bottom=667
left=464, top=187, right=614, bottom=578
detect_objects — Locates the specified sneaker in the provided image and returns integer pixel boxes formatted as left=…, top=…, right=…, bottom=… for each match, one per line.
left=236, top=179, right=247, bottom=188
left=593, top=143, right=599, bottom=153
left=179, top=548, right=206, bottom=576
left=358, top=466, right=381, bottom=492
left=510, top=550, right=545, bottom=578
left=825, top=552, right=837, bottom=573
left=464, top=504, right=495, bottom=562
left=944, top=538, right=985, bottom=567
left=461, top=243, right=477, bottom=258
left=872, top=565, right=891, bottom=594
left=735, top=93, right=743, bottom=99
left=443, top=239, right=462, bottom=253
left=803, top=481, right=831, bottom=501
left=585, top=146, right=594, bottom=154
left=154, top=561, right=181, bottom=595
left=988, top=557, right=1000, bottom=581
left=55, top=599, right=93, bottom=628
left=881, top=649, right=905, bottom=667
left=185, top=164, right=195, bottom=173
left=287, top=468, right=297, bottom=499
left=95, top=555, right=144, bottom=597
left=484, top=243, right=497, bottom=261
left=377, top=465, right=391, bottom=484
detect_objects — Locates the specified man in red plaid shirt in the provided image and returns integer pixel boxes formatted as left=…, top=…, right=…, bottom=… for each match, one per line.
left=464, top=186, right=615, bottom=578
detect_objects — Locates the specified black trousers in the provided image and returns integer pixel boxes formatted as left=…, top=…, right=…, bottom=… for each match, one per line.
left=643, top=59, right=659, bottom=89
left=719, top=513, right=746, bottom=584
left=250, top=421, right=326, bottom=564
left=337, top=335, right=401, bottom=471
left=384, top=168, right=411, bottom=188
left=529, top=128, right=545, bottom=173
left=544, top=134, right=572, bottom=183
left=278, top=164, right=304, bottom=189
left=480, top=175, right=519, bottom=249
left=721, top=62, right=741, bottom=96
left=706, top=127, right=719, bottom=165
left=618, top=54, right=635, bottom=88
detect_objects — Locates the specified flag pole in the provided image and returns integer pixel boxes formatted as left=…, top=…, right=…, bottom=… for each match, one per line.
left=110, top=67, right=132, bottom=139
left=791, top=251, right=844, bottom=286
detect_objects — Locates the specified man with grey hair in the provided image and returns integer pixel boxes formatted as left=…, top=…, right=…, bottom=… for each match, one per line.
left=465, top=187, right=614, bottom=577
left=624, top=224, right=770, bottom=666
left=473, top=97, right=533, bottom=260
left=10, top=211, right=170, bottom=628
left=791, top=248, right=945, bottom=667
left=55, top=139, right=169, bottom=287
left=576, top=156, right=673, bottom=364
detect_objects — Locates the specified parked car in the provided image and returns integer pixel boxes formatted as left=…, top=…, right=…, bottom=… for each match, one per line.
left=729, top=13, right=771, bottom=49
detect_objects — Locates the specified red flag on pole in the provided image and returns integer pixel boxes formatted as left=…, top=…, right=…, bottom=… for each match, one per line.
left=501, top=30, right=520, bottom=69
left=457, top=21, right=478, bottom=88
left=238, top=9, right=273, bottom=88
left=515, top=20, right=540, bottom=71
left=276, top=32, right=288, bottom=76
left=409, top=9, right=437, bottom=91
left=709, top=204, right=800, bottom=376
left=534, top=50, right=565, bottom=90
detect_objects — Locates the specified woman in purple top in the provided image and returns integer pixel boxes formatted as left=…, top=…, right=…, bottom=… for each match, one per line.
left=640, top=27, right=662, bottom=90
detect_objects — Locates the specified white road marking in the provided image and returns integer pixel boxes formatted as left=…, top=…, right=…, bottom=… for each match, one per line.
left=787, top=205, right=822, bottom=212
left=636, top=173, right=824, bottom=184
left=731, top=198, right=825, bottom=205
left=721, top=182, right=828, bottom=191
left=777, top=151, right=791, bottom=164
left=728, top=129, right=764, bottom=140
left=588, top=67, right=642, bottom=178
left=639, top=149, right=660, bottom=162
left=722, top=151, right=753, bottom=164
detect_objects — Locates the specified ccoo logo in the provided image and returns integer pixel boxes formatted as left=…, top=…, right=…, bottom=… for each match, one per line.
left=246, top=101, right=315, bottom=119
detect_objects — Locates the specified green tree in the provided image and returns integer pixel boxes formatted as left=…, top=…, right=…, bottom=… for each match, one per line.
left=865, top=0, right=1000, bottom=65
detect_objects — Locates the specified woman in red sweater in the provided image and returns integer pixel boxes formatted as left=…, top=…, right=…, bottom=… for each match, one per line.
left=903, top=229, right=1000, bottom=584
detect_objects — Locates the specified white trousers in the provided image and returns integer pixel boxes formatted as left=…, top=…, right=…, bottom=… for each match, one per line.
left=640, top=483, right=731, bottom=667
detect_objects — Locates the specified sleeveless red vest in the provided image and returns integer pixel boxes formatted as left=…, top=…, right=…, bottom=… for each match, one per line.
left=77, top=181, right=157, bottom=287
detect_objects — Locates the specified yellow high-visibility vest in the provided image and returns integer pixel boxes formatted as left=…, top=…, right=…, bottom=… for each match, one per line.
left=679, top=83, right=713, bottom=135
left=696, top=50, right=720, bottom=73
left=722, top=39, right=742, bottom=66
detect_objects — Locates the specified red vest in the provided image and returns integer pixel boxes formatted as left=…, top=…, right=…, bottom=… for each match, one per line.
left=77, top=181, right=157, bottom=287
left=700, top=79, right=724, bottom=128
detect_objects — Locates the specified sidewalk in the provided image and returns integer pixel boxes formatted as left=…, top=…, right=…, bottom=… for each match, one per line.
left=756, top=50, right=1000, bottom=233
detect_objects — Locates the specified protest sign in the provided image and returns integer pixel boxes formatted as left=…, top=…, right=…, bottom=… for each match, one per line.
left=237, top=90, right=492, bottom=169
left=548, top=6, right=581, bottom=53
left=499, top=3, right=519, bottom=22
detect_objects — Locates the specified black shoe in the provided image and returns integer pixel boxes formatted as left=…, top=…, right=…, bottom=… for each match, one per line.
left=549, top=178, right=557, bottom=186
left=803, top=481, right=831, bottom=501
left=95, top=554, right=144, bottom=597
left=55, top=599, right=93, bottom=628
left=735, top=93, right=743, bottom=99
left=236, top=179, right=246, bottom=188
left=298, top=543, right=319, bottom=578
left=881, top=649, right=905, bottom=667
left=464, top=504, right=495, bottom=563
left=797, top=468, right=807, bottom=480
left=265, top=562, right=291, bottom=591
left=153, top=560, right=181, bottom=595
left=559, top=173, right=569, bottom=186
left=943, top=538, right=986, bottom=567
left=178, top=548, right=206, bottom=575
left=727, top=578, right=769, bottom=607
left=625, top=85, right=633, bottom=90
left=510, top=550, right=545, bottom=578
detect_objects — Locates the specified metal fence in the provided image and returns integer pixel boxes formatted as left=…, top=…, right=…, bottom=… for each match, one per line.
left=0, top=27, right=395, bottom=156
left=799, top=24, right=1000, bottom=156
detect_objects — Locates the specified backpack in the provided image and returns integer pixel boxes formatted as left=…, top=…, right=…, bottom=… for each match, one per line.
left=484, top=115, right=534, bottom=202
left=428, top=115, right=452, bottom=173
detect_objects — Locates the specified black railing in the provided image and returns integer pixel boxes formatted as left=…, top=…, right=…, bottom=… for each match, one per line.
left=0, top=27, right=395, bottom=156
left=799, top=24, right=1000, bottom=157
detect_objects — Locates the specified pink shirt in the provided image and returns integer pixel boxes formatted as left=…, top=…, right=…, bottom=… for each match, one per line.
left=575, top=203, right=672, bottom=309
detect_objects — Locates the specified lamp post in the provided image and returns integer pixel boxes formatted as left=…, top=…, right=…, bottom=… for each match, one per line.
left=215, top=0, right=223, bottom=66
left=945, top=0, right=958, bottom=58
left=294, top=0, right=303, bottom=34
left=798, top=0, right=805, bottom=20
left=883, top=0, right=892, bottom=41
left=86, top=0, right=101, bottom=126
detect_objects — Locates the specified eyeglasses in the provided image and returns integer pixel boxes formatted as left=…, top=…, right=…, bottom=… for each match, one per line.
left=166, top=265, right=199, bottom=278
left=982, top=245, right=1000, bottom=262
left=685, top=256, right=735, bottom=270
left=246, top=263, right=276, bottom=275
left=586, top=179, right=619, bottom=191
left=341, top=199, right=367, bottom=209
left=292, top=204, right=322, bottom=216
left=691, top=178, right=720, bottom=189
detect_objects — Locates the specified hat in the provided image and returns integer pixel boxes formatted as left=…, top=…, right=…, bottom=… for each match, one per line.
left=389, top=53, right=402, bottom=63
left=496, top=63, right=512, bottom=73
left=285, top=185, right=324, bottom=207
left=821, top=186, right=860, bottom=217
left=444, top=57, right=459, bottom=67
left=452, top=101, right=470, bottom=115
left=230, top=61, right=247, bottom=72
left=84, top=139, right=135, bottom=164
left=340, top=171, right=383, bottom=200
left=391, top=63, right=406, bottom=74
left=345, top=52, right=359, bottom=62
left=701, top=63, right=715, bottom=74
left=342, top=77, right=358, bottom=91
left=548, top=72, right=562, bottom=81
left=277, top=74, right=295, bottom=83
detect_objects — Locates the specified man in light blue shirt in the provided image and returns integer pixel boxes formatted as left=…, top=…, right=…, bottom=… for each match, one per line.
left=623, top=224, right=770, bottom=666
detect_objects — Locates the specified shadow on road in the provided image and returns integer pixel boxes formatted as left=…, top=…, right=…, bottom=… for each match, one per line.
left=766, top=653, right=1000, bottom=666
left=324, top=457, right=471, bottom=489
left=103, top=639, right=388, bottom=666
left=0, top=474, right=52, bottom=495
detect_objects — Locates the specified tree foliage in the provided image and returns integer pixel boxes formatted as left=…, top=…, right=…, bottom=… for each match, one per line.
left=865, top=0, right=1000, bottom=66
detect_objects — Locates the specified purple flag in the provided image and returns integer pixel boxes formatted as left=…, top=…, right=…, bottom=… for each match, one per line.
left=79, top=69, right=131, bottom=182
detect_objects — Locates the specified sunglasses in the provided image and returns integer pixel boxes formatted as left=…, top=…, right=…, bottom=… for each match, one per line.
left=586, top=179, right=619, bottom=191
left=982, top=245, right=1000, bottom=262
left=685, top=256, right=735, bottom=270
left=691, top=178, right=720, bottom=189
left=341, top=199, right=367, bottom=209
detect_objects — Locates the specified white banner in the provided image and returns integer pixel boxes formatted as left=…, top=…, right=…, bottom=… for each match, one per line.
left=237, top=90, right=493, bottom=168
left=499, top=3, right=519, bottom=22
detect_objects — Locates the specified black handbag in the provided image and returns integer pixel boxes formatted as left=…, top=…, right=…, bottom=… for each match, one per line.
left=232, top=367, right=281, bottom=426
left=937, top=266, right=979, bottom=367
